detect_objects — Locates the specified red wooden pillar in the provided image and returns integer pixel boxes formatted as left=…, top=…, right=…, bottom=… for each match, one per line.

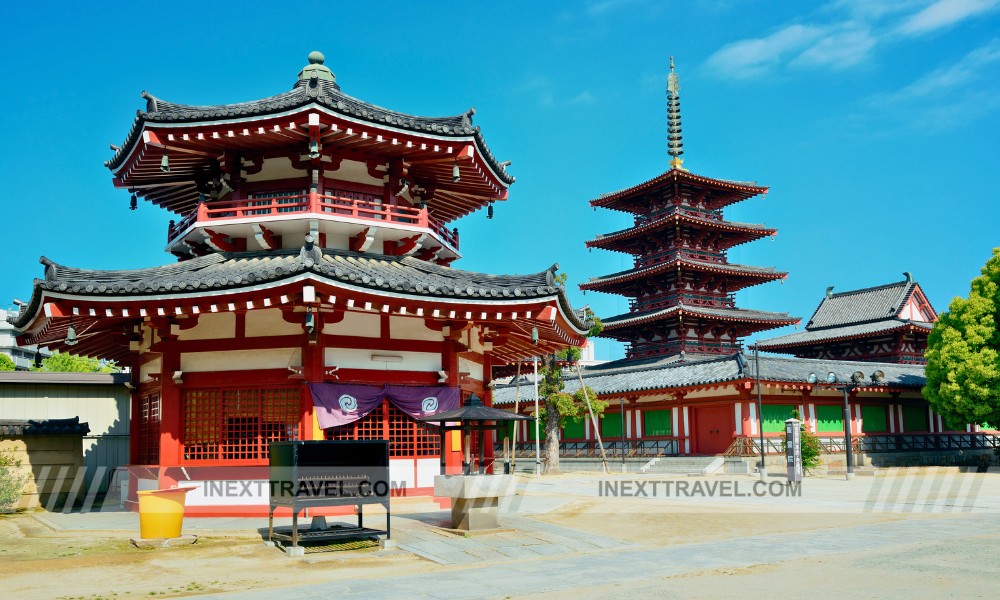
left=301, top=309, right=323, bottom=440
left=157, top=328, right=182, bottom=488
left=443, top=338, right=462, bottom=474
left=128, top=357, right=141, bottom=464
left=483, top=350, right=495, bottom=473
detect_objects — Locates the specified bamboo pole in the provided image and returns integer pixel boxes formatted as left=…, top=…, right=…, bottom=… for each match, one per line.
left=575, top=362, right=609, bottom=474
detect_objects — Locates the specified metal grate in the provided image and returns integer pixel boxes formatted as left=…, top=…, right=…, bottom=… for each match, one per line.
left=183, top=386, right=300, bottom=463
left=325, top=400, right=439, bottom=457
left=136, top=385, right=161, bottom=464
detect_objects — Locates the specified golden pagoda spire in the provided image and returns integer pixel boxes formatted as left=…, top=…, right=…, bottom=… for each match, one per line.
left=666, top=56, right=686, bottom=171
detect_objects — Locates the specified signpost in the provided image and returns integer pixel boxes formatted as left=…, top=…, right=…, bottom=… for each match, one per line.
left=784, top=418, right=802, bottom=483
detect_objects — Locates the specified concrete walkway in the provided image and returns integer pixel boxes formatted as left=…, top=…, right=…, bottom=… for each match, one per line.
left=193, top=513, right=1000, bottom=599
left=27, top=471, right=1000, bottom=598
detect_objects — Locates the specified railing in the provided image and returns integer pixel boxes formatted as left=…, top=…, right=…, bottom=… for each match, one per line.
left=635, top=205, right=723, bottom=226
left=166, top=190, right=460, bottom=250
left=499, top=439, right=683, bottom=458
left=724, top=433, right=1000, bottom=457
left=630, top=293, right=736, bottom=312
left=625, top=341, right=743, bottom=359
left=635, top=248, right=727, bottom=268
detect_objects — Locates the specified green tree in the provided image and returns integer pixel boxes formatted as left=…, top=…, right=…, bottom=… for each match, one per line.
left=536, top=300, right=607, bottom=475
left=0, top=449, right=28, bottom=511
left=923, top=248, right=1000, bottom=429
left=0, top=354, right=15, bottom=371
left=32, top=351, right=117, bottom=373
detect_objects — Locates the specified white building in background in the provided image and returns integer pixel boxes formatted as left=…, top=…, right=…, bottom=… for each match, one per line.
left=0, top=308, right=49, bottom=370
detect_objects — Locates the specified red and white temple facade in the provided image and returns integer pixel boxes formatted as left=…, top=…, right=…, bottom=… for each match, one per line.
left=10, top=52, right=587, bottom=514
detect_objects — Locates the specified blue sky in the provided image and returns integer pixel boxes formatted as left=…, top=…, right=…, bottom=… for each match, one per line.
left=2, top=1, right=998, bottom=360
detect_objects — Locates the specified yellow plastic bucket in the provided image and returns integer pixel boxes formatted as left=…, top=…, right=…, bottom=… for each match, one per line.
left=137, top=486, right=196, bottom=539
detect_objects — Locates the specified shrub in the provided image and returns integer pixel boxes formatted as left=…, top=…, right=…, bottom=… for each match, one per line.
left=0, top=449, right=29, bottom=511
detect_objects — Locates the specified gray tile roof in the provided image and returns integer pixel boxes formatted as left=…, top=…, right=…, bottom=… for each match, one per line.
left=106, top=78, right=514, bottom=185
left=491, top=353, right=925, bottom=404
left=590, top=168, right=767, bottom=213
left=584, top=258, right=784, bottom=287
left=590, top=215, right=775, bottom=245
left=10, top=248, right=584, bottom=331
left=0, top=417, right=91, bottom=437
left=756, top=319, right=934, bottom=349
left=602, top=304, right=798, bottom=329
left=806, top=280, right=916, bottom=329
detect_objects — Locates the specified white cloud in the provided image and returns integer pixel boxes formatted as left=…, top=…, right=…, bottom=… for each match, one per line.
left=896, top=0, right=1000, bottom=35
left=859, top=39, right=1000, bottom=133
left=874, top=38, right=1000, bottom=103
left=791, top=27, right=877, bottom=69
left=704, top=0, right=999, bottom=79
left=705, top=24, right=826, bottom=79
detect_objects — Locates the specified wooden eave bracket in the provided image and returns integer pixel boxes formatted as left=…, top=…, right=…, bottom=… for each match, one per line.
left=350, top=227, right=376, bottom=253
left=383, top=234, right=423, bottom=256
left=252, top=224, right=280, bottom=250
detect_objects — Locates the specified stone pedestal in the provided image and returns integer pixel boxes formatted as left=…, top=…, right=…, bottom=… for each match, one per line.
left=433, top=475, right=516, bottom=531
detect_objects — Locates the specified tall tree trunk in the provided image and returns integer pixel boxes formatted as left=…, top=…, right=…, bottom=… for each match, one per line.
left=542, top=397, right=562, bottom=474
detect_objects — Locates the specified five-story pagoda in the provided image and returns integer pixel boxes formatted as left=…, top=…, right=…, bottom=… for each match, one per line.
left=582, top=59, right=798, bottom=359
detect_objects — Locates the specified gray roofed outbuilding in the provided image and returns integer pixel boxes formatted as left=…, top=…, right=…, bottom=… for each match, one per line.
left=491, top=353, right=925, bottom=404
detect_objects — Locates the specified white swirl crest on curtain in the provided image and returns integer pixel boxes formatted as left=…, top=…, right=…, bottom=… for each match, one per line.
left=421, top=396, right=439, bottom=412
left=338, top=394, right=359, bottom=412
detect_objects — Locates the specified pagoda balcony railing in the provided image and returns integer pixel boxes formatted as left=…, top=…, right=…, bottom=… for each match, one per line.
left=626, top=340, right=743, bottom=359
left=635, top=205, right=723, bottom=226
left=630, top=293, right=736, bottom=312
left=167, top=190, right=459, bottom=251
left=635, top=248, right=727, bottom=268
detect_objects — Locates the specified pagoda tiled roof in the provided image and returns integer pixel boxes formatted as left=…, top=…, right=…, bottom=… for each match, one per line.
left=601, top=304, right=798, bottom=329
left=491, top=353, right=925, bottom=402
left=106, top=78, right=514, bottom=185
left=588, top=214, right=775, bottom=250
left=581, top=258, right=785, bottom=290
left=10, top=248, right=584, bottom=331
left=755, top=319, right=934, bottom=349
left=590, top=168, right=768, bottom=212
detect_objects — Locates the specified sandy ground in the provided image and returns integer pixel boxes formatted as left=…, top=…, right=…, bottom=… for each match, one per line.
left=538, top=531, right=1000, bottom=600
left=2, top=471, right=998, bottom=599
left=0, top=517, right=436, bottom=599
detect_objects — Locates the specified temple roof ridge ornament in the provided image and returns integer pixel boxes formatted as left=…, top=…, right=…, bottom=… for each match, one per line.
left=666, top=56, right=685, bottom=172
left=298, top=50, right=338, bottom=87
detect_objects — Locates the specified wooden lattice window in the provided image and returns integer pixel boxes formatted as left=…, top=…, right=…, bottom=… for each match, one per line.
left=325, top=400, right=440, bottom=457
left=136, top=386, right=161, bottom=464
left=182, top=386, right=300, bottom=463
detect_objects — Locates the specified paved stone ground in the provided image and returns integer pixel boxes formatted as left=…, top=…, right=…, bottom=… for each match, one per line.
left=29, top=471, right=1000, bottom=598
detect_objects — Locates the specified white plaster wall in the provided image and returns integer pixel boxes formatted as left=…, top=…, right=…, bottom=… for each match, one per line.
left=416, top=458, right=439, bottom=487
left=180, top=348, right=300, bottom=372
left=140, top=357, right=162, bottom=382
left=325, top=311, right=380, bottom=337
left=177, top=312, right=235, bottom=341
left=325, top=348, right=440, bottom=371
left=245, top=156, right=305, bottom=183
left=390, top=316, right=442, bottom=341
left=246, top=308, right=301, bottom=337
left=459, top=356, right=484, bottom=381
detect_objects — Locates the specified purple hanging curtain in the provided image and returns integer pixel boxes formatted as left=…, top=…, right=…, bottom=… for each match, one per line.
left=385, top=385, right=460, bottom=420
left=308, top=383, right=460, bottom=429
left=307, top=383, right=385, bottom=429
